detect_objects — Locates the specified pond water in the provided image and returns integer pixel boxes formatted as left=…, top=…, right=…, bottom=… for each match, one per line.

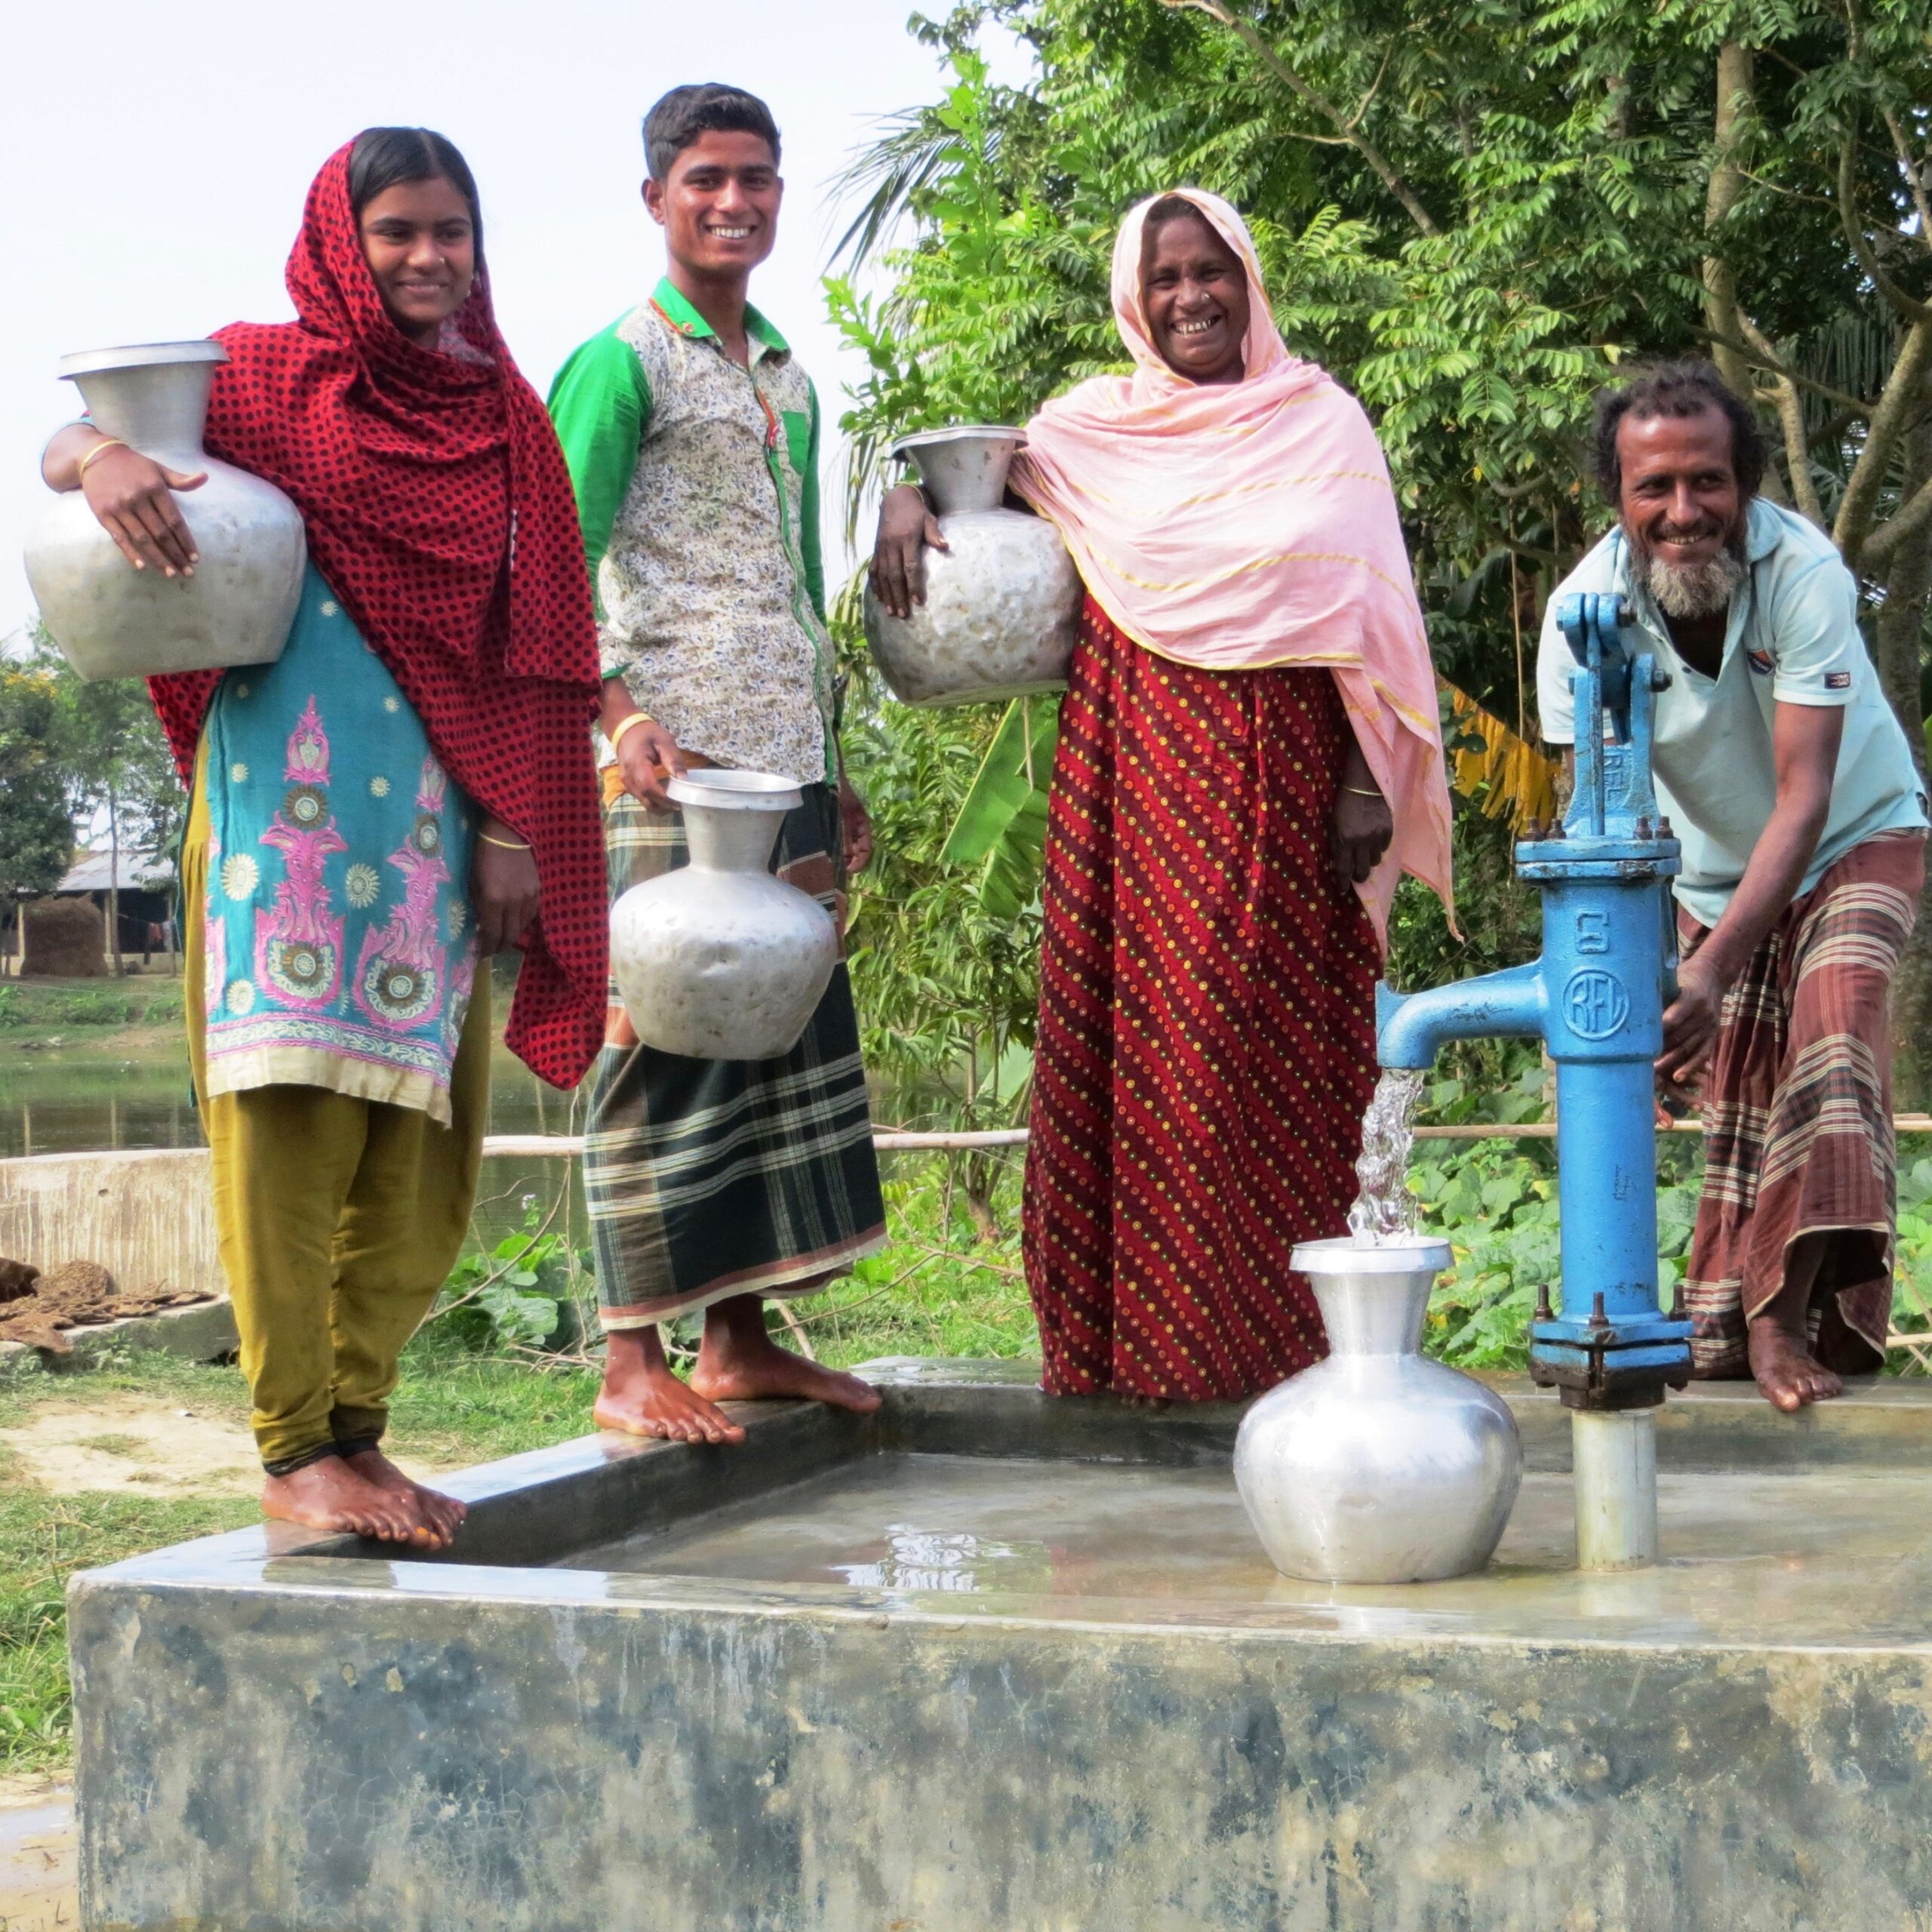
left=0, top=1044, right=571, bottom=1161
left=0, top=1034, right=583, bottom=1257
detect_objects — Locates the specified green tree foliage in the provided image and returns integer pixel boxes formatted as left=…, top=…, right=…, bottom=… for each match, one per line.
left=833, top=1, right=1932, bottom=1064
left=0, top=661, right=75, bottom=912
left=15, top=629, right=181, bottom=971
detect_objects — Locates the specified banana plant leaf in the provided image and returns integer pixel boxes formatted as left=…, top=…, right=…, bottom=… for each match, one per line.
left=940, top=694, right=1060, bottom=918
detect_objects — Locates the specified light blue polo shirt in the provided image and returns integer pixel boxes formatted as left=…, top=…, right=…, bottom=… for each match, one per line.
left=1536, top=498, right=1927, bottom=928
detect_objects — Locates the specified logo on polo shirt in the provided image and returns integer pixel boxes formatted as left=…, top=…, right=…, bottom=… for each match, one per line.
left=1746, top=649, right=1774, bottom=675
left=1825, top=669, right=1851, bottom=689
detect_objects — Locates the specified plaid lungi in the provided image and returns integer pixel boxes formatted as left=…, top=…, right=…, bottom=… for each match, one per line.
left=583, top=781, right=885, bottom=1330
left=1681, top=829, right=1924, bottom=1377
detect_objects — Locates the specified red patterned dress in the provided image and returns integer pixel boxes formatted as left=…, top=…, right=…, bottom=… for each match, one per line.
left=1021, top=598, right=1380, bottom=1400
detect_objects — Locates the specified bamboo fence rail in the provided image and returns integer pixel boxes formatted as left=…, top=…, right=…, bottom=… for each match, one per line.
left=481, top=1118, right=1932, bottom=1158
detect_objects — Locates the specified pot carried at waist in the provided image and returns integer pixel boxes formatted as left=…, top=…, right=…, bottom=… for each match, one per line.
left=25, top=341, right=306, bottom=682
left=608, top=768, right=838, bottom=1062
left=862, top=426, right=1079, bottom=709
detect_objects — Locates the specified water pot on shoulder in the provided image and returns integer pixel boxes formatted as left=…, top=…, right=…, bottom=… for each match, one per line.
left=863, top=426, right=1080, bottom=707
left=608, top=770, right=838, bottom=1061
left=1234, top=1237, right=1523, bottom=1583
left=25, top=342, right=306, bottom=682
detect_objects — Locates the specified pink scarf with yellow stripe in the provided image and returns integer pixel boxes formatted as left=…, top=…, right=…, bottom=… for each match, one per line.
left=1009, top=188, right=1453, bottom=943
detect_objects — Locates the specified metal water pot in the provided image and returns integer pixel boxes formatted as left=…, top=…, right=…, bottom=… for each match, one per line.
left=25, top=341, right=306, bottom=681
left=863, top=425, right=1080, bottom=707
left=608, top=769, right=839, bottom=1061
left=1234, top=1237, right=1523, bottom=1583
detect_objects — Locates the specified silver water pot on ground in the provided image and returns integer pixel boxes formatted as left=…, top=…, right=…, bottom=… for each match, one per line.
left=608, top=769, right=839, bottom=1061
left=1234, top=1236, right=1523, bottom=1583
left=863, top=425, right=1081, bottom=707
left=24, top=341, right=306, bottom=681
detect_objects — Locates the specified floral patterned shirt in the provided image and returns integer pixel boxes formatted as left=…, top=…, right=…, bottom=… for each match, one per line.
left=547, top=278, right=836, bottom=786
left=195, top=565, right=479, bottom=1124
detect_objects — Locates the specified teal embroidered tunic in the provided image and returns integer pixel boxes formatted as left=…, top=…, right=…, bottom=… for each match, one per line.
left=197, top=565, right=480, bottom=1124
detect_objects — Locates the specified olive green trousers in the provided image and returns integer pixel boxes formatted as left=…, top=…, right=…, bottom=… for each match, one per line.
left=183, top=773, right=489, bottom=1470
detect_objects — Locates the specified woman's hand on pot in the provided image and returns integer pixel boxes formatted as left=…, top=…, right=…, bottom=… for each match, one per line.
left=614, top=718, right=686, bottom=813
left=869, top=484, right=947, bottom=620
left=82, top=444, right=207, bottom=579
left=1331, top=784, right=1393, bottom=885
left=470, top=818, right=541, bottom=955
left=838, top=777, right=874, bottom=875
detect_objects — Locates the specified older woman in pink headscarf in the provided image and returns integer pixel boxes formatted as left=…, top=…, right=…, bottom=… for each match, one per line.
left=872, top=189, right=1452, bottom=1401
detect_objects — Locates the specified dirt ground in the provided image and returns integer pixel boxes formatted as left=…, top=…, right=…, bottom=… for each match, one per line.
left=0, top=1785, right=75, bottom=1932
left=0, top=1392, right=259, bottom=1498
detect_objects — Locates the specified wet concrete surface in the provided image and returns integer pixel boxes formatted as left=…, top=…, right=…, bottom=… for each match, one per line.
left=562, top=1450, right=1932, bottom=1650
left=68, top=1364, right=1932, bottom=1931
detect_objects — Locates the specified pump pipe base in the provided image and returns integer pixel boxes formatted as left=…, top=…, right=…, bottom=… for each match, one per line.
left=1571, top=1409, right=1660, bottom=1570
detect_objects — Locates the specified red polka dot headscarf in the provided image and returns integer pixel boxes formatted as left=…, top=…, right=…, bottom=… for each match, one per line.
left=149, top=138, right=606, bottom=1088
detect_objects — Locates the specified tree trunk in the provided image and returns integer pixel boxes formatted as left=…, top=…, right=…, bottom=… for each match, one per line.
left=1702, top=44, right=1754, bottom=402
left=1700, top=45, right=1793, bottom=505
left=1876, top=416, right=1932, bottom=1109
left=106, top=773, right=122, bottom=978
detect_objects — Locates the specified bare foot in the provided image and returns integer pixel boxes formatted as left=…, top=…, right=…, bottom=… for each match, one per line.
left=261, top=1457, right=443, bottom=1546
left=594, top=1327, right=746, bottom=1445
left=690, top=1295, right=882, bottom=1415
left=344, top=1447, right=467, bottom=1546
left=1747, top=1316, right=1844, bottom=1413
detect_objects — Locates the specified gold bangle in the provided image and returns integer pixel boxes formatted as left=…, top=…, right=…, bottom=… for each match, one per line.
left=478, top=830, right=532, bottom=851
left=608, top=710, right=655, bottom=752
left=75, top=437, right=128, bottom=480
left=1341, top=783, right=1383, bottom=798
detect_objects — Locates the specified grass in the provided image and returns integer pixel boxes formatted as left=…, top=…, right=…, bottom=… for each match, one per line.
left=0, top=978, right=186, bottom=1033
left=789, top=1151, right=1032, bottom=1370
left=0, top=1488, right=259, bottom=1770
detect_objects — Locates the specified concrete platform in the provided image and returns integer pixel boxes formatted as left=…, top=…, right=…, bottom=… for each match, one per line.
left=69, top=1361, right=1932, bottom=1930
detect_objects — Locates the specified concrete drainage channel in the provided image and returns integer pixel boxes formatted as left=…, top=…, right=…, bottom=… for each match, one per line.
left=68, top=1358, right=1932, bottom=1931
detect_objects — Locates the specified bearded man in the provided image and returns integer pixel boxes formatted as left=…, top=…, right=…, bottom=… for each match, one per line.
left=1537, top=361, right=1928, bottom=1411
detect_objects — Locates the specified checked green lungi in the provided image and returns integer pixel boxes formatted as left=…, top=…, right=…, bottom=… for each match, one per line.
left=585, top=783, right=886, bottom=1329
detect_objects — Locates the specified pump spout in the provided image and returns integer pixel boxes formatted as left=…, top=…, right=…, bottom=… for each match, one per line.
left=1375, top=961, right=1546, bottom=1072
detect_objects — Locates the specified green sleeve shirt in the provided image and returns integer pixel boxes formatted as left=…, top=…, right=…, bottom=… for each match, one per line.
left=545, top=285, right=835, bottom=786
left=546, top=326, right=652, bottom=620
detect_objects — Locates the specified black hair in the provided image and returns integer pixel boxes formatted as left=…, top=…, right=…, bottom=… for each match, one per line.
left=1591, top=359, right=1767, bottom=503
left=347, top=127, right=484, bottom=257
left=642, top=85, right=780, bottom=183
left=1142, top=193, right=1205, bottom=236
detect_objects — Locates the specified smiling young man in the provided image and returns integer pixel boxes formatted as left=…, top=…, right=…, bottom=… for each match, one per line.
left=1537, top=361, right=1928, bottom=1412
left=546, top=85, right=885, bottom=1444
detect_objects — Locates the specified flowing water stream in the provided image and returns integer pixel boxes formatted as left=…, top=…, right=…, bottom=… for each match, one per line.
left=1347, top=1066, right=1427, bottom=1244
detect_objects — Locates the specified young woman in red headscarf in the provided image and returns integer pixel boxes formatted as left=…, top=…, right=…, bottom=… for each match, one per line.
left=40, top=130, right=606, bottom=1546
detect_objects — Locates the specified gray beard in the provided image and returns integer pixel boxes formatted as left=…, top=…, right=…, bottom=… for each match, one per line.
left=1641, top=544, right=1746, bottom=620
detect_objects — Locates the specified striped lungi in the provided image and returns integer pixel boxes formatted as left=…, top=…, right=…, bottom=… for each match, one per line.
left=583, top=780, right=886, bottom=1329
left=1681, top=829, right=1924, bottom=1377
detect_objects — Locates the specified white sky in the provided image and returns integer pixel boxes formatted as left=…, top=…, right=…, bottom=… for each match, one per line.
left=0, top=0, right=1031, bottom=642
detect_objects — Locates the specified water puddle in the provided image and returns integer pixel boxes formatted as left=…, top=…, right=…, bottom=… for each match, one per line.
left=831, top=1524, right=1053, bottom=1594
